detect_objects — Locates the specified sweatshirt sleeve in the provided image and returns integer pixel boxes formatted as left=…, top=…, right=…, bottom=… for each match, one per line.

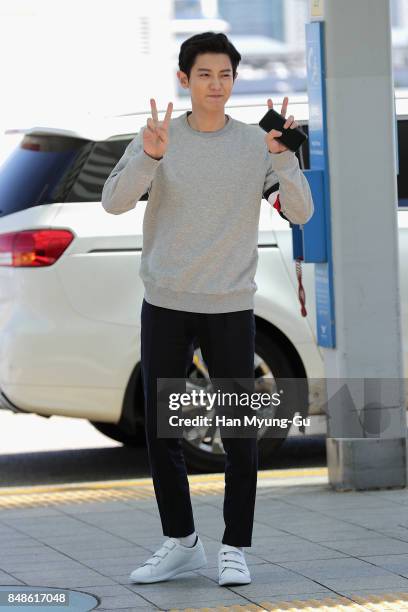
left=101, top=127, right=163, bottom=215
left=262, top=149, right=314, bottom=225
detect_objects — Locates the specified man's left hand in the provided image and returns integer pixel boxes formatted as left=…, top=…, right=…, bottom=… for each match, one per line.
left=265, top=96, right=299, bottom=154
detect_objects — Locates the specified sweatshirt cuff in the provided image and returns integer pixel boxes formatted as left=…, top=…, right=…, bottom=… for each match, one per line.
left=269, top=149, right=297, bottom=170
left=129, top=149, right=163, bottom=174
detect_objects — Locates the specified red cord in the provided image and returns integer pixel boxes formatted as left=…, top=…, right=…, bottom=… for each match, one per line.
left=274, top=195, right=307, bottom=317
left=295, top=257, right=307, bottom=317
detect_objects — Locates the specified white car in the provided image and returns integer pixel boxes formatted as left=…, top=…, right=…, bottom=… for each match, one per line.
left=0, top=99, right=407, bottom=472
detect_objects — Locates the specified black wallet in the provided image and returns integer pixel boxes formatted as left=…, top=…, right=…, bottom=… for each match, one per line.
left=259, top=108, right=307, bottom=152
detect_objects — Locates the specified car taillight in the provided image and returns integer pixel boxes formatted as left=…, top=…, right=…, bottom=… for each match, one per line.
left=0, top=230, right=74, bottom=267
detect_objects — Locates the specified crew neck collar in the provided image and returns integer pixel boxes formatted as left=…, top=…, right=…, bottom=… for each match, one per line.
left=182, top=111, right=234, bottom=137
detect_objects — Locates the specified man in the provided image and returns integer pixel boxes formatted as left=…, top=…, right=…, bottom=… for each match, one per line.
left=101, top=31, right=314, bottom=587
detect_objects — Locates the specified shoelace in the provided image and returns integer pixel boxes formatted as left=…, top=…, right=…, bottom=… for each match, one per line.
left=219, top=550, right=248, bottom=575
left=143, top=539, right=177, bottom=567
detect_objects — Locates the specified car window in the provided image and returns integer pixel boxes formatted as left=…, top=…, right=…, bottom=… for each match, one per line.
left=64, top=137, right=148, bottom=203
left=0, top=134, right=147, bottom=218
left=397, top=119, right=408, bottom=205
left=0, top=135, right=89, bottom=217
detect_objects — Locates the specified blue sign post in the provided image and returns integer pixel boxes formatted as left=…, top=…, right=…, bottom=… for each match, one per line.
left=304, top=21, right=336, bottom=348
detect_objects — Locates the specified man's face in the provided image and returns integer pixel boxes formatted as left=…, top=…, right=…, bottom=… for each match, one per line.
left=177, top=52, right=236, bottom=110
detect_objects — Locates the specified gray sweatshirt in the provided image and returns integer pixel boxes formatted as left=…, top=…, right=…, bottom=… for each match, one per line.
left=101, top=110, right=314, bottom=313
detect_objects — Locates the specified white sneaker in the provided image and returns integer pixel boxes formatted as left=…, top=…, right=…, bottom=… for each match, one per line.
left=129, top=536, right=207, bottom=584
left=218, top=544, right=251, bottom=586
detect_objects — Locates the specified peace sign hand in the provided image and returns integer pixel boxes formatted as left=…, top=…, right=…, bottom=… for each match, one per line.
left=143, top=98, right=173, bottom=160
left=265, top=96, right=299, bottom=154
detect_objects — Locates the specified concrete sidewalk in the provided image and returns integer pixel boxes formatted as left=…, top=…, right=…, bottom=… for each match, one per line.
left=1, top=468, right=408, bottom=610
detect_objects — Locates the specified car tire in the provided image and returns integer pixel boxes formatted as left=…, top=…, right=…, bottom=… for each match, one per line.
left=90, top=420, right=145, bottom=447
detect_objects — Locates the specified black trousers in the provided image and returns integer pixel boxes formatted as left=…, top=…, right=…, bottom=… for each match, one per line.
left=140, top=297, right=258, bottom=547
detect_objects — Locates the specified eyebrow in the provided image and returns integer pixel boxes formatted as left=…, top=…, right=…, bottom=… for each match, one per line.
left=196, top=68, right=232, bottom=72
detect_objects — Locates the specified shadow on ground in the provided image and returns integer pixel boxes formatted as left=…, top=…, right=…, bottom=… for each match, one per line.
left=0, top=435, right=326, bottom=487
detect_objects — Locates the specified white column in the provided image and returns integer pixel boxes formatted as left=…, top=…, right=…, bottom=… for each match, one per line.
left=321, top=0, right=407, bottom=489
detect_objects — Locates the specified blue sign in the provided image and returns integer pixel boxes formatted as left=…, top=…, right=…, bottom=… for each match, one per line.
left=305, top=21, right=336, bottom=348
left=302, top=169, right=326, bottom=263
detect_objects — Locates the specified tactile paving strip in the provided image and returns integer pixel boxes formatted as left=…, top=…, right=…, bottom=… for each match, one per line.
left=0, top=468, right=326, bottom=508
left=168, top=591, right=408, bottom=611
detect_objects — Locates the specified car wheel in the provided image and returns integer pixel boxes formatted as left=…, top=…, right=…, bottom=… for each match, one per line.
left=90, top=420, right=145, bottom=447
left=181, top=328, right=306, bottom=473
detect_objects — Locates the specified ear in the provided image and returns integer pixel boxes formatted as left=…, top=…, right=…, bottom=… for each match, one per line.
left=177, top=70, right=189, bottom=90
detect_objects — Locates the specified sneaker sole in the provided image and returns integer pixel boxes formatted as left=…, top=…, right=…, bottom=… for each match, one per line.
left=219, top=575, right=252, bottom=586
left=129, top=555, right=207, bottom=584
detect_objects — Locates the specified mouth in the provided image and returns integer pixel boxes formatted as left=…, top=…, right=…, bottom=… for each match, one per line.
left=208, top=95, right=223, bottom=98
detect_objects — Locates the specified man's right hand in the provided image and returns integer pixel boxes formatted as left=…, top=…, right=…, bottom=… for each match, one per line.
left=143, top=98, right=173, bottom=160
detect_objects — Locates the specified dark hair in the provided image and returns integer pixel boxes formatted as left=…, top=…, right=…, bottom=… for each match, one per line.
left=178, top=32, right=241, bottom=81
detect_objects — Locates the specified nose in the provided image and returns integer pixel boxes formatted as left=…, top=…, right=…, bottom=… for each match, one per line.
left=209, top=77, right=223, bottom=90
